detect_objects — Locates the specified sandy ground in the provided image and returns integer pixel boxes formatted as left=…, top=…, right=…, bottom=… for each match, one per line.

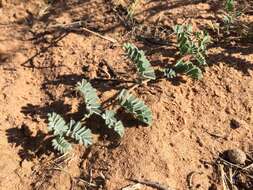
left=0, top=0, right=252, bottom=189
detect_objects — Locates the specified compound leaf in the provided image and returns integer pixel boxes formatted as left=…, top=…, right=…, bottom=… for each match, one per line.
left=102, top=110, right=124, bottom=137
left=117, top=89, right=152, bottom=126
left=165, top=59, right=202, bottom=79
left=52, top=136, right=72, bottom=154
left=123, top=43, right=156, bottom=80
left=48, top=112, right=68, bottom=136
left=174, top=24, right=210, bottom=66
left=76, top=79, right=102, bottom=117
left=67, top=119, right=93, bottom=146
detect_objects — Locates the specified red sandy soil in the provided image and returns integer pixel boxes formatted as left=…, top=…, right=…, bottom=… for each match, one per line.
left=0, top=0, right=252, bottom=189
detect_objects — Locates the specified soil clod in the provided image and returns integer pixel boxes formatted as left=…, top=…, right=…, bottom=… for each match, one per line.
left=224, top=148, right=247, bottom=165
left=230, top=119, right=241, bottom=129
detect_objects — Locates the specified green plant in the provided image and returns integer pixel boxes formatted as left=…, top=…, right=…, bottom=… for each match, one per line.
left=173, top=25, right=193, bottom=56
left=48, top=113, right=92, bottom=154
left=47, top=78, right=155, bottom=154
left=48, top=112, right=68, bottom=135
left=117, top=89, right=152, bottom=126
left=223, top=0, right=242, bottom=32
left=225, top=0, right=234, bottom=13
left=173, top=25, right=211, bottom=66
left=223, top=0, right=235, bottom=27
left=66, top=119, right=93, bottom=146
left=102, top=110, right=124, bottom=137
left=164, top=59, right=202, bottom=80
left=76, top=79, right=102, bottom=118
left=161, top=24, right=211, bottom=80
left=127, top=0, right=140, bottom=18
left=123, top=40, right=204, bottom=80
left=76, top=79, right=124, bottom=137
left=47, top=78, right=126, bottom=154
left=52, top=136, right=72, bottom=154
left=123, top=43, right=156, bottom=80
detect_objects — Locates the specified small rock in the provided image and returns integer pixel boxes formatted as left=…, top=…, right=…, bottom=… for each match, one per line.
left=208, top=183, right=218, bottom=190
left=225, top=148, right=247, bottom=165
left=230, top=119, right=240, bottom=129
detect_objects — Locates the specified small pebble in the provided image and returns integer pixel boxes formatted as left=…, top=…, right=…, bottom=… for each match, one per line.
left=208, top=184, right=218, bottom=190
left=230, top=119, right=240, bottom=129
left=225, top=148, right=247, bottom=165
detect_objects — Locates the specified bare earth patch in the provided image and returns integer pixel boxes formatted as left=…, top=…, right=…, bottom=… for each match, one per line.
left=0, top=0, right=252, bottom=189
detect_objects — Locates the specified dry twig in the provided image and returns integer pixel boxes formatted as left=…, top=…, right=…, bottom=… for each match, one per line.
left=128, top=178, right=174, bottom=190
left=122, top=183, right=142, bottom=190
left=47, top=21, right=117, bottom=43
left=219, top=164, right=229, bottom=190
left=186, top=171, right=203, bottom=190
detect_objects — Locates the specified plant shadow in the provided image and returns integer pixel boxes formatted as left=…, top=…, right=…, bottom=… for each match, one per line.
left=43, top=72, right=132, bottom=97
left=21, top=100, right=72, bottom=120
left=21, top=31, right=69, bottom=69
left=6, top=124, right=53, bottom=162
left=208, top=43, right=253, bottom=75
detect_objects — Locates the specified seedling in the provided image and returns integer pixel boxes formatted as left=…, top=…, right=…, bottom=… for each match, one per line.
left=76, top=79, right=102, bottom=118
left=76, top=79, right=125, bottom=137
left=124, top=43, right=156, bottom=80
left=101, top=110, right=125, bottom=137
left=123, top=41, right=205, bottom=80
left=117, top=89, right=152, bottom=126
left=165, top=59, right=202, bottom=80
left=47, top=27, right=210, bottom=154
left=48, top=113, right=92, bottom=154
left=48, top=79, right=153, bottom=153
left=173, top=25, right=211, bottom=66
left=223, top=0, right=242, bottom=33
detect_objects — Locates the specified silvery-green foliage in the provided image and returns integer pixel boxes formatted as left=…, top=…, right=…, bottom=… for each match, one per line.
left=223, top=0, right=241, bottom=31
left=48, top=112, right=68, bottom=136
left=102, top=110, right=124, bottom=137
left=173, top=25, right=193, bottom=55
left=52, top=136, right=71, bottom=154
left=123, top=43, right=156, bottom=80
left=47, top=113, right=92, bottom=154
left=76, top=79, right=101, bottom=117
left=173, top=25, right=210, bottom=66
left=165, top=59, right=202, bottom=80
left=66, top=119, right=92, bottom=146
left=117, top=89, right=152, bottom=126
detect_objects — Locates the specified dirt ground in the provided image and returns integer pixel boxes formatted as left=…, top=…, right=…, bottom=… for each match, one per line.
left=0, top=0, right=252, bottom=190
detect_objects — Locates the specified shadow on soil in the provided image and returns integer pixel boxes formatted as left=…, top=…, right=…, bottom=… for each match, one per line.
left=20, top=0, right=253, bottom=74
left=208, top=43, right=253, bottom=75
left=21, top=31, right=69, bottom=68
left=136, top=0, right=214, bottom=21
left=21, top=100, right=72, bottom=120
left=6, top=124, right=53, bottom=162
